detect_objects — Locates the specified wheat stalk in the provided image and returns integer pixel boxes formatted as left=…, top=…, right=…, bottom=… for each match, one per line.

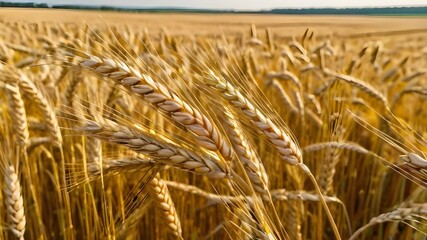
left=288, top=199, right=303, bottom=240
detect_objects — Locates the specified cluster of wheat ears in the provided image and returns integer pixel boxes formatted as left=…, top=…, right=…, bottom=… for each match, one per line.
left=0, top=19, right=426, bottom=239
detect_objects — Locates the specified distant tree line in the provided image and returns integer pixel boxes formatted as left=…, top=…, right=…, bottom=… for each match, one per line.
left=0, top=1, right=48, bottom=8
left=268, top=7, right=427, bottom=15
left=0, top=1, right=426, bottom=15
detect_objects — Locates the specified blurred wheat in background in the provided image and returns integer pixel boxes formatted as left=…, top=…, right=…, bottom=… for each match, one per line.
left=0, top=9, right=426, bottom=240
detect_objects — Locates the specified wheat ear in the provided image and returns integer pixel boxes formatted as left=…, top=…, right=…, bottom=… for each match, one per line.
left=305, top=108, right=323, bottom=127
left=4, top=41, right=43, bottom=56
left=80, top=119, right=229, bottom=179
left=4, top=164, right=26, bottom=240
left=164, top=181, right=343, bottom=205
left=271, top=80, right=299, bottom=114
left=402, top=71, right=425, bottom=82
left=221, top=111, right=269, bottom=195
left=86, top=157, right=155, bottom=178
left=289, top=40, right=308, bottom=56
left=325, top=70, right=388, bottom=105
left=115, top=199, right=153, bottom=240
left=231, top=206, right=255, bottom=239
left=63, top=69, right=83, bottom=107
left=350, top=203, right=427, bottom=240
left=391, top=86, right=427, bottom=110
left=319, top=148, right=341, bottom=194
left=5, top=83, right=29, bottom=148
left=288, top=199, right=303, bottom=240
left=400, top=152, right=427, bottom=169
left=205, top=70, right=302, bottom=165
left=77, top=55, right=232, bottom=161
left=148, top=174, right=183, bottom=238
left=303, top=141, right=371, bottom=155
left=17, top=72, right=62, bottom=145
left=204, top=71, right=341, bottom=239
left=266, top=71, right=302, bottom=88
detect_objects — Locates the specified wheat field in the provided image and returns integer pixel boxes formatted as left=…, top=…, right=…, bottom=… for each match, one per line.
left=0, top=9, right=426, bottom=240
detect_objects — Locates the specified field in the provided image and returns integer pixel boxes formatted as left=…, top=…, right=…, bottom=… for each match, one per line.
left=0, top=8, right=426, bottom=240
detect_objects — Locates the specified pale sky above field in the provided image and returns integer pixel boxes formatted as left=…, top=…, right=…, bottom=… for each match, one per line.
left=24, top=0, right=427, bottom=10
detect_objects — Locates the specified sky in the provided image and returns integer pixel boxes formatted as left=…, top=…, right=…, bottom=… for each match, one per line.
left=18, top=0, right=427, bottom=10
